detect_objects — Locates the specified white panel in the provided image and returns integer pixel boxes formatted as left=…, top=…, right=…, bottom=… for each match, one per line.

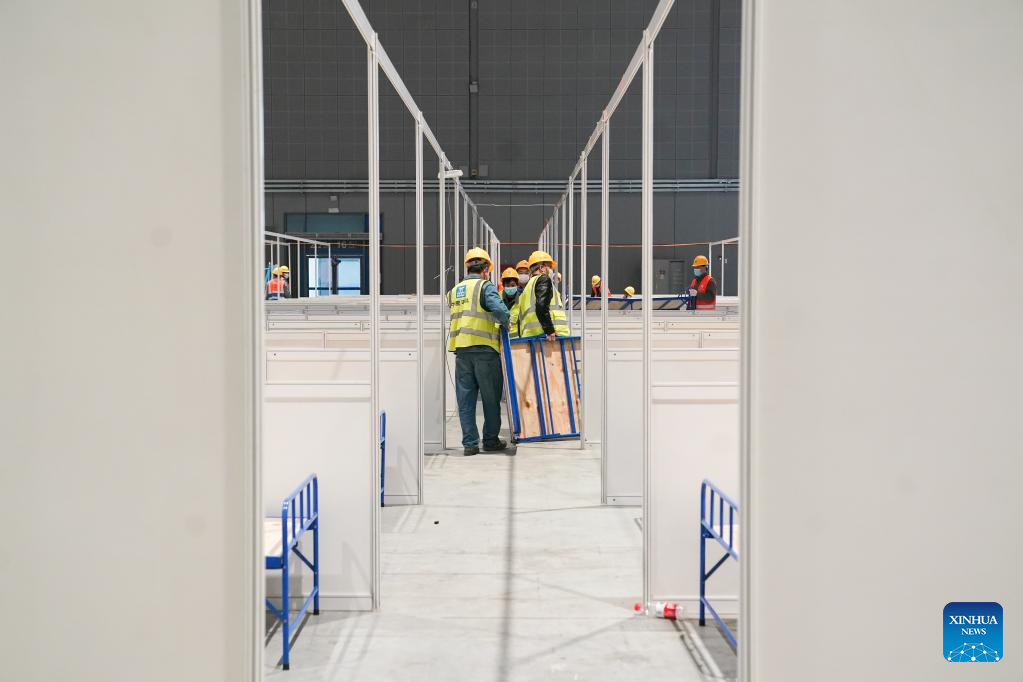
left=744, top=1, right=1023, bottom=679
left=263, top=383, right=373, bottom=610
left=700, top=330, right=738, bottom=348
left=605, top=350, right=643, bottom=502
left=265, top=331, right=326, bottom=349
left=380, top=350, right=420, bottom=502
left=650, top=383, right=739, bottom=611
left=3, top=1, right=257, bottom=678
left=605, top=349, right=739, bottom=503
left=265, top=349, right=370, bottom=383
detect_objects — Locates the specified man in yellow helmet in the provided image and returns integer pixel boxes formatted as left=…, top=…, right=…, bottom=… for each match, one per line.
left=266, top=265, right=291, bottom=300
left=688, top=255, right=717, bottom=310
left=500, top=267, right=521, bottom=310
left=622, top=285, right=635, bottom=299
left=448, top=247, right=510, bottom=456
left=511, top=250, right=570, bottom=341
left=515, top=259, right=530, bottom=286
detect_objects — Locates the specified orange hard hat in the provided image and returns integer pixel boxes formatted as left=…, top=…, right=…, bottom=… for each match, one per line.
left=693, top=255, right=709, bottom=267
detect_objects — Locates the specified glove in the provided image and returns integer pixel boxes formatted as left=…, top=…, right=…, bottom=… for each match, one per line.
left=688, top=288, right=697, bottom=296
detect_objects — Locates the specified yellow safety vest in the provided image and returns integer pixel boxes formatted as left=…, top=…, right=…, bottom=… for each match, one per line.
left=515, top=274, right=570, bottom=338
left=447, top=277, right=500, bottom=352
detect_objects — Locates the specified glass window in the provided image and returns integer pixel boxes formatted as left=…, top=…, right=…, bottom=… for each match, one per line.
left=337, top=257, right=361, bottom=296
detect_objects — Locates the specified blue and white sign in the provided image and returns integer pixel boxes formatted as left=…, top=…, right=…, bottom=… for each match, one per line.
left=944, top=602, right=1002, bottom=662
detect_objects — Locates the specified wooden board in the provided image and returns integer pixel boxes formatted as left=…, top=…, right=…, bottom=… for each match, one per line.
left=503, top=336, right=582, bottom=441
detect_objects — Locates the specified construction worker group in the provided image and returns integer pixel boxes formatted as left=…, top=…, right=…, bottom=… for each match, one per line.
left=266, top=265, right=291, bottom=300
left=447, top=247, right=716, bottom=455
left=446, top=248, right=568, bottom=456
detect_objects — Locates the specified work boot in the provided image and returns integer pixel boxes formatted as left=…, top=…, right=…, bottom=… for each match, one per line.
left=482, top=438, right=508, bottom=452
left=463, top=446, right=480, bottom=457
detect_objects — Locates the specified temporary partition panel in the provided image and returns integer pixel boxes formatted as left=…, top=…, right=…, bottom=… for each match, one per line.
left=649, top=382, right=739, bottom=613
left=739, top=1, right=1023, bottom=678
left=263, top=349, right=374, bottom=611
left=604, top=348, right=739, bottom=506
left=265, top=324, right=440, bottom=503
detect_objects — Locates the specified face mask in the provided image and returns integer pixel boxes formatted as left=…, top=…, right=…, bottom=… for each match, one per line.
left=693, top=268, right=703, bottom=277
left=518, top=273, right=529, bottom=284
left=504, top=286, right=518, bottom=296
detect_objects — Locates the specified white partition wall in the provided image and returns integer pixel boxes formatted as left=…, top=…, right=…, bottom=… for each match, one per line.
left=740, top=0, right=1023, bottom=679
left=3, top=1, right=259, bottom=679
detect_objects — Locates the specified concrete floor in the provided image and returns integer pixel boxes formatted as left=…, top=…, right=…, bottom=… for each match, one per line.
left=265, top=421, right=715, bottom=681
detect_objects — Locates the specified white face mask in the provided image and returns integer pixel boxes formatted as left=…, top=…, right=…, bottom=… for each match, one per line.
left=518, top=273, right=529, bottom=284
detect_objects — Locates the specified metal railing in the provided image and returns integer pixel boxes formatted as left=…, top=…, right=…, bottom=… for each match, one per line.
left=265, top=473, right=320, bottom=670
left=699, top=478, right=739, bottom=649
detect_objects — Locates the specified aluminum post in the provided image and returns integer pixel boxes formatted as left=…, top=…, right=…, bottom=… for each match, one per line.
left=600, top=119, right=610, bottom=505
left=640, top=29, right=654, bottom=612
left=454, top=181, right=461, bottom=279
left=578, top=155, right=588, bottom=451
left=415, top=114, right=425, bottom=503
left=439, top=160, right=447, bottom=451
left=568, top=179, right=574, bottom=330
left=367, top=33, right=382, bottom=610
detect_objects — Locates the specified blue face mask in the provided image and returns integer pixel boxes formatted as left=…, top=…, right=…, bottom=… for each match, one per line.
left=504, top=286, right=518, bottom=295
left=693, top=268, right=704, bottom=277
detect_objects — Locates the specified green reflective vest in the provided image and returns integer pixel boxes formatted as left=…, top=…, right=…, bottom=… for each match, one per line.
left=447, top=277, right=500, bottom=352
left=514, top=274, right=570, bottom=338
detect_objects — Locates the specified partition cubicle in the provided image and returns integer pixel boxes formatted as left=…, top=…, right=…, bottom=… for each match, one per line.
left=261, top=0, right=740, bottom=618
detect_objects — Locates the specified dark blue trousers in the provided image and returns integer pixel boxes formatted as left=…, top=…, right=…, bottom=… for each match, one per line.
left=454, top=348, right=503, bottom=448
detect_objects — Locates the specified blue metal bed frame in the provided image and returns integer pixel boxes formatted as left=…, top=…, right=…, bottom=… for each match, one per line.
left=379, top=411, right=386, bottom=506
left=501, top=329, right=582, bottom=443
left=699, top=478, right=739, bottom=650
left=266, top=473, right=319, bottom=671
left=569, top=293, right=694, bottom=310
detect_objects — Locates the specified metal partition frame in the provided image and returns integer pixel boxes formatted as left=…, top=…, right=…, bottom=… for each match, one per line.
left=532, top=0, right=678, bottom=612
left=338, top=0, right=500, bottom=610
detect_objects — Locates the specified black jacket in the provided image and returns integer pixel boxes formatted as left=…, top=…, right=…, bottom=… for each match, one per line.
left=533, top=273, right=556, bottom=336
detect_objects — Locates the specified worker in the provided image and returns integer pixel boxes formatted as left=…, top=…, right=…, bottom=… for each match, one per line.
left=515, top=259, right=530, bottom=286
left=266, top=265, right=291, bottom=300
left=622, top=285, right=635, bottom=299
left=500, top=267, right=521, bottom=310
left=591, top=275, right=603, bottom=297
left=512, top=250, right=570, bottom=340
left=447, top=248, right=510, bottom=456
left=688, top=255, right=718, bottom=310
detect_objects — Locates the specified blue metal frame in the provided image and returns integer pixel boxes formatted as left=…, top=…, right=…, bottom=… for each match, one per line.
left=265, top=473, right=320, bottom=671
left=500, top=329, right=522, bottom=434
left=501, top=330, right=582, bottom=442
left=699, top=479, right=738, bottom=650
left=379, top=411, right=387, bottom=507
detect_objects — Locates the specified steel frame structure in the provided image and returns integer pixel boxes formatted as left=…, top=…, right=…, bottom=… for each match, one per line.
left=532, top=0, right=676, bottom=611
left=338, top=0, right=502, bottom=611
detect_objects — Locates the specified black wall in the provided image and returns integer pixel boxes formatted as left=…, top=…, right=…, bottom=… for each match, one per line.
left=263, top=0, right=740, bottom=294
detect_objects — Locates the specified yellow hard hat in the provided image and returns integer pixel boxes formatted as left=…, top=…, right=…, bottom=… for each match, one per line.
left=501, top=267, right=518, bottom=280
left=516, top=259, right=529, bottom=271
left=624, top=286, right=635, bottom=296
left=271, top=266, right=281, bottom=276
left=591, top=275, right=601, bottom=285
left=464, top=247, right=493, bottom=270
left=278, top=265, right=290, bottom=275
left=527, top=250, right=556, bottom=269
left=693, top=255, right=709, bottom=267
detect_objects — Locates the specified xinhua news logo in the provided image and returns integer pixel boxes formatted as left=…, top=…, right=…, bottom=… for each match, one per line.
left=944, top=602, right=1002, bottom=662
